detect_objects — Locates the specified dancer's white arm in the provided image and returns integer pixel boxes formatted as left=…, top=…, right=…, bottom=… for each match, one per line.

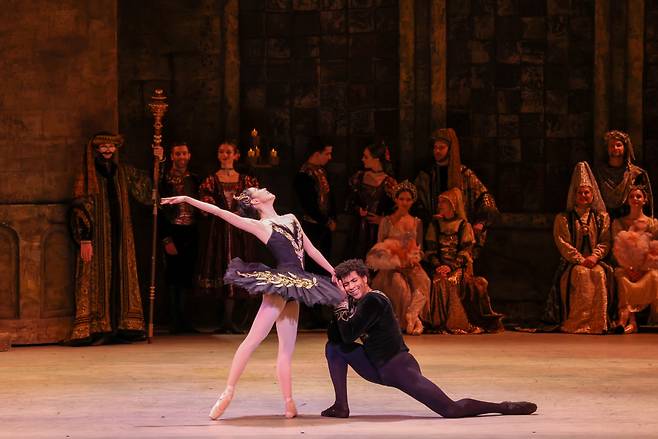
left=161, top=196, right=269, bottom=242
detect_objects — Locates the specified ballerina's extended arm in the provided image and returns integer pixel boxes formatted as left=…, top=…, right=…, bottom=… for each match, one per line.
left=298, top=221, right=339, bottom=285
left=161, top=195, right=270, bottom=243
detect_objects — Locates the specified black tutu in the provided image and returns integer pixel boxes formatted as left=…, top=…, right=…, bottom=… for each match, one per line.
left=223, top=258, right=344, bottom=306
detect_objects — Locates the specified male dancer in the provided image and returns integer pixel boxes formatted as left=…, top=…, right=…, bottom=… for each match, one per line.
left=322, top=258, right=537, bottom=418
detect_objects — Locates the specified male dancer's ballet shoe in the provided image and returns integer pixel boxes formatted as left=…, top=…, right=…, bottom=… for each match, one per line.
left=284, top=398, right=298, bottom=419
left=320, top=404, right=350, bottom=418
left=500, top=401, right=537, bottom=415
left=209, top=387, right=234, bottom=420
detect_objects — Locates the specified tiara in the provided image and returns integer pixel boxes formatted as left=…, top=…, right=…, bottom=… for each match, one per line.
left=629, top=184, right=649, bottom=195
left=233, top=192, right=252, bottom=203
left=393, top=180, right=417, bottom=201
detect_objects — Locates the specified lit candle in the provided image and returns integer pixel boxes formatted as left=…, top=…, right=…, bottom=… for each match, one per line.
left=251, top=128, right=260, bottom=147
left=250, top=128, right=261, bottom=163
left=269, top=146, right=279, bottom=166
left=247, top=147, right=256, bottom=165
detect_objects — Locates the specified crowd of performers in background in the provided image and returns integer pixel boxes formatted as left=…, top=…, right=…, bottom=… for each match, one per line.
left=67, top=128, right=657, bottom=345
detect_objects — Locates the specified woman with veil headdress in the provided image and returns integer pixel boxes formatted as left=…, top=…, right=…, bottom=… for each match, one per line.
left=546, top=161, right=612, bottom=334
left=423, top=188, right=503, bottom=334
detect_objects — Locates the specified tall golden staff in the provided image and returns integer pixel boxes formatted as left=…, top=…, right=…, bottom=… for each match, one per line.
left=147, top=89, right=168, bottom=343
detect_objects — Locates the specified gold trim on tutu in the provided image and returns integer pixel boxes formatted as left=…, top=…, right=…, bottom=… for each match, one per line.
left=236, top=270, right=318, bottom=289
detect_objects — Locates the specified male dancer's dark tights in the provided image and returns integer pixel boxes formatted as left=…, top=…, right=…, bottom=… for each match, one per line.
left=325, top=342, right=507, bottom=418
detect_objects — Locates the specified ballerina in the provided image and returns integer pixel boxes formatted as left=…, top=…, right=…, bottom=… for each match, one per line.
left=161, top=187, right=344, bottom=420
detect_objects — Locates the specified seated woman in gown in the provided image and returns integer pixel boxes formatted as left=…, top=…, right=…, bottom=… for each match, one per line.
left=366, top=181, right=430, bottom=335
left=548, top=161, right=611, bottom=334
left=423, top=188, right=503, bottom=334
left=612, top=185, right=658, bottom=333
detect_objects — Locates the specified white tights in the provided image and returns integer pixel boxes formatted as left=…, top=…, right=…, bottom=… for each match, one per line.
left=223, top=294, right=299, bottom=401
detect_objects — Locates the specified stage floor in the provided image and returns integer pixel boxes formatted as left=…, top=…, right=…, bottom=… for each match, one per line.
left=1, top=332, right=657, bottom=438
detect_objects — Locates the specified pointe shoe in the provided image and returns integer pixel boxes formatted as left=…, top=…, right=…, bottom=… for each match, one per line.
left=500, top=401, right=537, bottom=415
left=321, top=404, right=350, bottom=418
left=209, top=387, right=234, bottom=420
left=284, top=398, right=298, bottom=419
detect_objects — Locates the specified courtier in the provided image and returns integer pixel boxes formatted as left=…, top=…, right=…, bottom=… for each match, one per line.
left=159, top=141, right=200, bottom=333
left=414, top=128, right=499, bottom=258
left=595, top=130, right=653, bottom=220
left=69, top=132, right=162, bottom=344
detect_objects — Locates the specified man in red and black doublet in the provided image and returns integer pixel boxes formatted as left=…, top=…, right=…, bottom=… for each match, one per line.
left=159, top=142, right=200, bottom=333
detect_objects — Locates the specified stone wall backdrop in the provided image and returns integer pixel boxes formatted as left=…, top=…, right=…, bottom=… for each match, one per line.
left=117, top=0, right=241, bottom=328
left=117, top=0, right=227, bottom=174
left=645, top=0, right=658, bottom=183
left=239, top=0, right=400, bottom=211
left=447, top=0, right=595, bottom=213
left=0, top=0, right=118, bottom=344
left=442, top=0, right=596, bottom=322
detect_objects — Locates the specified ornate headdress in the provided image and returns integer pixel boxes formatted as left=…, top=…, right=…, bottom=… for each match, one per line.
left=91, top=133, right=124, bottom=148
left=566, top=161, right=606, bottom=212
left=233, top=191, right=253, bottom=204
left=232, top=188, right=261, bottom=218
left=438, top=188, right=467, bottom=220
left=604, top=130, right=634, bottom=162
left=431, top=129, right=453, bottom=146
left=625, top=184, right=650, bottom=202
left=393, top=180, right=418, bottom=202
left=430, top=128, right=462, bottom=190
left=74, top=132, right=123, bottom=199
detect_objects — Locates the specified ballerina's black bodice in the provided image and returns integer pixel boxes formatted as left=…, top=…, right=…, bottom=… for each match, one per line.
left=265, top=219, right=305, bottom=270
left=222, top=216, right=343, bottom=306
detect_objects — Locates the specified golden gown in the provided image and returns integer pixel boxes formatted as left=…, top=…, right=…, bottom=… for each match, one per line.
left=423, top=218, right=502, bottom=333
left=553, top=208, right=611, bottom=334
